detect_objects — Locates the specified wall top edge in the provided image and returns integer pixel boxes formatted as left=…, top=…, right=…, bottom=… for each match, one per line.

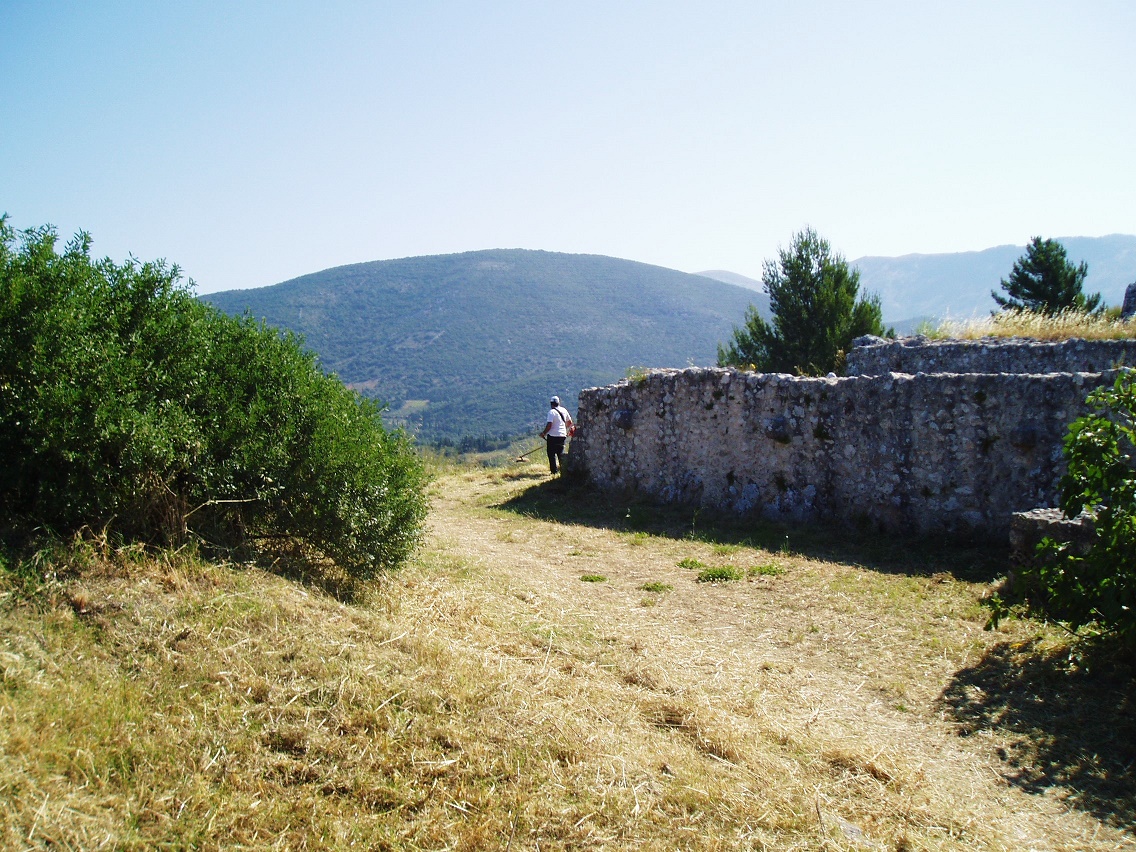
left=577, top=365, right=1131, bottom=398
left=851, top=334, right=1136, bottom=349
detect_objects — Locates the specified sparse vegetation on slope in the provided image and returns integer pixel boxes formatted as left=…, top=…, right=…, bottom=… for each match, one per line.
left=3, top=465, right=1133, bottom=850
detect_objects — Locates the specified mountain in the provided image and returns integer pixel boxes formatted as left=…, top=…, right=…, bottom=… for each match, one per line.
left=203, top=249, right=762, bottom=443
left=852, top=234, right=1136, bottom=327
left=703, top=235, right=1136, bottom=332
left=697, top=270, right=770, bottom=316
left=203, top=237, right=1136, bottom=443
left=697, top=269, right=761, bottom=290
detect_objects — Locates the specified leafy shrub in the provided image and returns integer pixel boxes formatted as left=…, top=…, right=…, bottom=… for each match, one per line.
left=677, top=557, right=705, bottom=570
left=638, top=582, right=673, bottom=593
left=992, top=371, right=1136, bottom=646
left=0, top=218, right=426, bottom=577
left=580, top=574, right=607, bottom=583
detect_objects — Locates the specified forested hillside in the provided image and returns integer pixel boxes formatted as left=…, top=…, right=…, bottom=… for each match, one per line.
left=204, top=250, right=762, bottom=443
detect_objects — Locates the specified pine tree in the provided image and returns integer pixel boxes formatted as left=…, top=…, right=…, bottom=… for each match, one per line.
left=718, top=228, right=888, bottom=375
left=992, top=236, right=1101, bottom=314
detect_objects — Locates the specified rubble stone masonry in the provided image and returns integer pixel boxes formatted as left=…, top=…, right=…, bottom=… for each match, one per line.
left=567, top=338, right=1133, bottom=540
left=845, top=336, right=1136, bottom=377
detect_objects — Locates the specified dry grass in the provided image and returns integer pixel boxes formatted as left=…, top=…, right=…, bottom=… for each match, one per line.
left=919, top=309, right=1136, bottom=342
left=2, top=465, right=1133, bottom=850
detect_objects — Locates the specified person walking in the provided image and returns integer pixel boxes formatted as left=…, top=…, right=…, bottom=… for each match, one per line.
left=539, top=395, right=574, bottom=475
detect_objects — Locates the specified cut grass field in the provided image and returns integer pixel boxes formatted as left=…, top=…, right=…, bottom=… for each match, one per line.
left=2, top=463, right=1134, bottom=850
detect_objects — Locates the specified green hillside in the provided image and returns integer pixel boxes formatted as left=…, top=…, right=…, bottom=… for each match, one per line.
left=203, top=250, right=763, bottom=443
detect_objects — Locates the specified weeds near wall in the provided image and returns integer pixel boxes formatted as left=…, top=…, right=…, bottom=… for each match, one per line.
left=624, top=365, right=651, bottom=386
left=988, top=370, right=1136, bottom=649
left=919, top=308, right=1136, bottom=342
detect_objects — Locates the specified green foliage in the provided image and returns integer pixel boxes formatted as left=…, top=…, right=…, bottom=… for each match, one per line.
left=992, top=371, right=1136, bottom=646
left=0, top=217, right=426, bottom=578
left=992, top=236, right=1102, bottom=315
left=696, top=565, right=745, bottom=583
left=677, top=557, right=705, bottom=570
left=748, top=563, right=785, bottom=577
left=580, top=574, right=607, bottom=583
left=638, top=582, right=673, bottom=593
left=624, top=365, right=650, bottom=385
left=717, top=228, right=889, bottom=376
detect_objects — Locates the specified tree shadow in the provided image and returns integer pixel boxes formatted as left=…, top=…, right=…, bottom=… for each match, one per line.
left=499, top=478, right=1136, bottom=829
left=244, top=538, right=366, bottom=603
left=938, top=639, right=1136, bottom=831
left=494, top=476, right=1005, bottom=583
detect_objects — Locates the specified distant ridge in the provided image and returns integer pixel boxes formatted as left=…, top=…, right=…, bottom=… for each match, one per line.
left=202, top=237, right=1136, bottom=443
left=701, top=235, right=1136, bottom=330
left=851, top=234, right=1136, bottom=326
left=697, top=269, right=762, bottom=291
left=203, top=249, right=763, bottom=443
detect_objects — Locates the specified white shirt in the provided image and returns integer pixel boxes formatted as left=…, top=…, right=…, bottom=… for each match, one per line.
left=546, top=406, right=572, bottom=438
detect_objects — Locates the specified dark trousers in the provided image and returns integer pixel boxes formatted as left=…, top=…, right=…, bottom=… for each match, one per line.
left=546, top=436, right=566, bottom=474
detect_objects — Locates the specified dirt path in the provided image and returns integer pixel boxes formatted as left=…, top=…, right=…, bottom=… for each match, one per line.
left=419, top=465, right=1135, bottom=851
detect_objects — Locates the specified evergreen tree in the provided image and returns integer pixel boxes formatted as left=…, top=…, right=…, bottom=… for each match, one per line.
left=717, top=228, right=888, bottom=375
left=992, top=236, right=1101, bottom=314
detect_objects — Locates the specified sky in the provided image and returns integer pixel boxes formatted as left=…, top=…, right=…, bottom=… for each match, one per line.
left=3, top=1, right=1134, bottom=295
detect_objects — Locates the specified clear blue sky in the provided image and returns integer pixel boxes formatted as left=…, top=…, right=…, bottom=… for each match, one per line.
left=3, top=1, right=1134, bottom=294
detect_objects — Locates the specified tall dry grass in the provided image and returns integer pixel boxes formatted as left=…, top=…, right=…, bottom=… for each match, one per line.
left=919, top=308, right=1136, bottom=342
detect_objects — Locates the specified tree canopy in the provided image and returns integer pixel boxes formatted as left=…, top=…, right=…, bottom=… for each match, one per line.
left=717, top=228, right=888, bottom=375
left=992, top=236, right=1101, bottom=315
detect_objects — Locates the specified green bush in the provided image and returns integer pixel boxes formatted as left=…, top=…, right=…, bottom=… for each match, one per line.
left=992, top=370, right=1136, bottom=646
left=0, top=217, right=426, bottom=577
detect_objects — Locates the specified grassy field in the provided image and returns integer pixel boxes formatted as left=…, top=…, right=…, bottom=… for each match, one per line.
left=2, top=464, right=1134, bottom=850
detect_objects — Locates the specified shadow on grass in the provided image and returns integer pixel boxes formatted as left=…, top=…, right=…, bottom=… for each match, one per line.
left=494, top=476, right=1006, bottom=583
left=939, top=639, right=1136, bottom=831
left=248, top=539, right=365, bottom=603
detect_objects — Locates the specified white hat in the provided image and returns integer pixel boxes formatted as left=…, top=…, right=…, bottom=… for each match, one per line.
left=550, top=396, right=560, bottom=405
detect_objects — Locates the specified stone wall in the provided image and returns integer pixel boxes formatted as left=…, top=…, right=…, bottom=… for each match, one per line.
left=1123, top=283, right=1136, bottom=319
left=567, top=365, right=1126, bottom=540
left=846, top=336, right=1136, bottom=377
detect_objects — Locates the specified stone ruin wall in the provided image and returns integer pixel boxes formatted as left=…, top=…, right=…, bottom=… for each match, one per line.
left=845, top=336, right=1136, bottom=377
left=567, top=338, right=1136, bottom=540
